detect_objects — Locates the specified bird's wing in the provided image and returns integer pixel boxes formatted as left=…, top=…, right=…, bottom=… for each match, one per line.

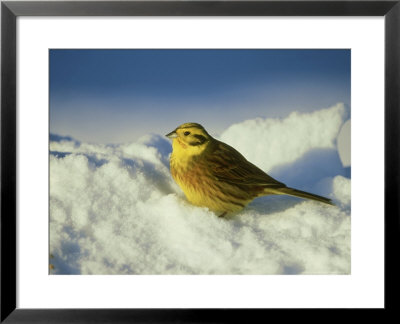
left=206, top=141, right=285, bottom=187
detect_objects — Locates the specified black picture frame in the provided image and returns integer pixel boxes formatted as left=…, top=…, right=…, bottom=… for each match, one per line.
left=1, top=0, right=399, bottom=322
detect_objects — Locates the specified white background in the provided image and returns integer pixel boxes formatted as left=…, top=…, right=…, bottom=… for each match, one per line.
left=17, top=17, right=384, bottom=308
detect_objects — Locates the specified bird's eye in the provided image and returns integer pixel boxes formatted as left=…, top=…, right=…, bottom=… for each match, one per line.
left=184, top=131, right=190, bottom=136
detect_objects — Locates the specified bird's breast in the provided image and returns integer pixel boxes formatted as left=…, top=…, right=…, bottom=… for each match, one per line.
left=170, top=154, right=212, bottom=203
left=169, top=154, right=248, bottom=213
left=170, top=154, right=200, bottom=190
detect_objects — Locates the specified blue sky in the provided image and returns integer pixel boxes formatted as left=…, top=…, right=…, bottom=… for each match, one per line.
left=50, top=49, right=350, bottom=143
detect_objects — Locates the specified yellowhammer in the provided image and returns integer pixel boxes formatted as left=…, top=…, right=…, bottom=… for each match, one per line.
left=166, top=122, right=333, bottom=216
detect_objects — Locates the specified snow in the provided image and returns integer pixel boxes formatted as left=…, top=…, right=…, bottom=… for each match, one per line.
left=220, top=103, right=348, bottom=172
left=337, top=119, right=351, bottom=167
left=50, top=103, right=351, bottom=275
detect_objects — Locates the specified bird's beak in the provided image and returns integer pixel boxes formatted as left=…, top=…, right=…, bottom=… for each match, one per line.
left=165, top=130, right=178, bottom=139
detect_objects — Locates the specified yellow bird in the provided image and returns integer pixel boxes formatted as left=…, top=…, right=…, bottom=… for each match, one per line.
left=166, top=122, right=333, bottom=216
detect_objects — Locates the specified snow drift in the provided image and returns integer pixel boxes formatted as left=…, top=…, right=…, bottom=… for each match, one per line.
left=50, top=103, right=351, bottom=275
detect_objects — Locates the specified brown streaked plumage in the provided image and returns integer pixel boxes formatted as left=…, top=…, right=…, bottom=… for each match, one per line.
left=166, top=123, right=333, bottom=216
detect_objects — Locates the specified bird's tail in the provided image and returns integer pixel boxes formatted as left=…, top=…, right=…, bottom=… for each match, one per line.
left=268, top=187, right=334, bottom=205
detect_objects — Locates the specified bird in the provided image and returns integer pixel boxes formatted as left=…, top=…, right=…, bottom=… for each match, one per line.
left=166, top=122, right=333, bottom=217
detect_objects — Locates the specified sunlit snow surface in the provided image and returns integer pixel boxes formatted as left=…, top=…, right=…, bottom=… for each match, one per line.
left=50, top=104, right=351, bottom=275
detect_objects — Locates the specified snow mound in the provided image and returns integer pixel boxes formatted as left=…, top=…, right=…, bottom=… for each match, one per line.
left=50, top=104, right=351, bottom=275
left=219, top=103, right=347, bottom=172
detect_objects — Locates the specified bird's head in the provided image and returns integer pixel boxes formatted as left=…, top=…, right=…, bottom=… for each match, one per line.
left=166, top=123, right=212, bottom=155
